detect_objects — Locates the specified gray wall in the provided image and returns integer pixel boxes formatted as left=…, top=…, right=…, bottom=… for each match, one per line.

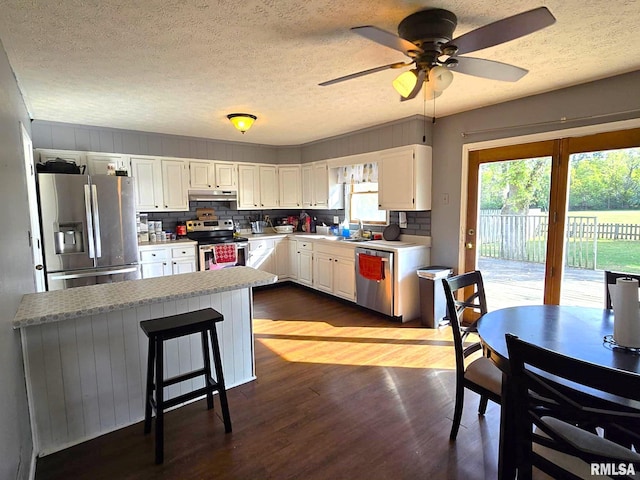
left=31, top=114, right=430, bottom=165
left=431, top=70, right=640, bottom=271
left=0, top=40, right=34, bottom=479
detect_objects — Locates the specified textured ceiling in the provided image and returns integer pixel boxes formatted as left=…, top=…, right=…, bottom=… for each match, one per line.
left=0, top=0, right=638, bottom=146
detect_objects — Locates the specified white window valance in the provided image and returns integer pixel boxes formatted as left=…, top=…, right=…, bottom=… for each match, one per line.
left=336, top=162, right=378, bottom=184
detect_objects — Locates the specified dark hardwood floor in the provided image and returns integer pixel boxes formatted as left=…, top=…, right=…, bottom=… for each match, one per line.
left=35, top=284, right=500, bottom=480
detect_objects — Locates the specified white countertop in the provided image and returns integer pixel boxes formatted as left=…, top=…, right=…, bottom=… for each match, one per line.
left=138, top=238, right=197, bottom=248
left=13, top=267, right=277, bottom=329
left=244, top=232, right=431, bottom=252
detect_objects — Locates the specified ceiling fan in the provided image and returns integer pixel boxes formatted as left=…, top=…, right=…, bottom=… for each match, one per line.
left=320, top=7, right=556, bottom=100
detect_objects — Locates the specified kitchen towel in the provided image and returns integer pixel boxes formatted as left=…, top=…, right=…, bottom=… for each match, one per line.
left=213, top=244, right=237, bottom=265
left=610, top=277, right=640, bottom=348
left=358, top=254, right=384, bottom=282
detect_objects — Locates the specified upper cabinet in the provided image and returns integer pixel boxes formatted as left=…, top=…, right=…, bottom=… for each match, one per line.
left=278, top=165, right=301, bottom=208
left=237, top=164, right=260, bottom=209
left=189, top=160, right=237, bottom=191
left=130, top=156, right=188, bottom=212
left=86, top=153, right=128, bottom=176
left=378, top=145, right=432, bottom=211
left=259, top=165, right=279, bottom=208
left=302, top=161, right=343, bottom=210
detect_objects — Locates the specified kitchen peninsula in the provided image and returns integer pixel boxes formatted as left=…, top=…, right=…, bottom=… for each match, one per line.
left=14, top=267, right=277, bottom=456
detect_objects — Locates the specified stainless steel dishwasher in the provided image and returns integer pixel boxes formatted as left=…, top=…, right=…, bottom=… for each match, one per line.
left=355, top=247, right=394, bottom=316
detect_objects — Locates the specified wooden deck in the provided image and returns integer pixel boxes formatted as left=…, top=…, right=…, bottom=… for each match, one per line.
left=478, top=257, right=606, bottom=310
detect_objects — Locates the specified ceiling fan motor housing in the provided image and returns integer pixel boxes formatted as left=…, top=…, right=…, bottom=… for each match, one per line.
left=397, top=9, right=457, bottom=47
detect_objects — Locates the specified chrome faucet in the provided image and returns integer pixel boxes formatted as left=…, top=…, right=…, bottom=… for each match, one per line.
left=357, top=219, right=364, bottom=237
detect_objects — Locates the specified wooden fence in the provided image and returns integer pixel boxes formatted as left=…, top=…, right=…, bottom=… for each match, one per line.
left=478, top=214, right=604, bottom=269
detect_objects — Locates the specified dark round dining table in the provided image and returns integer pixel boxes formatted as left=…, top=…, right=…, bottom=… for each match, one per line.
left=476, top=305, right=640, bottom=480
left=477, top=305, right=640, bottom=375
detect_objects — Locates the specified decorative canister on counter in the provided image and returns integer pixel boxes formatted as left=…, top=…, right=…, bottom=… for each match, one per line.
left=176, top=221, right=187, bottom=237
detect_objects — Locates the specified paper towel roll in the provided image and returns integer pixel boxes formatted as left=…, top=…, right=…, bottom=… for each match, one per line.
left=611, top=277, right=640, bottom=348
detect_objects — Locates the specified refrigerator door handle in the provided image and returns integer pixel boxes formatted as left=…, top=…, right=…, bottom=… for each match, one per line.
left=91, top=184, right=102, bottom=258
left=84, top=184, right=96, bottom=259
left=49, top=266, right=139, bottom=280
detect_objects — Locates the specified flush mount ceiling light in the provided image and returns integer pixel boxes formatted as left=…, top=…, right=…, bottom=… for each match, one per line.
left=227, top=113, right=257, bottom=134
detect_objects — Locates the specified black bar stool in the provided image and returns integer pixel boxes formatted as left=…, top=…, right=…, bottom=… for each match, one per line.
left=140, top=308, right=232, bottom=464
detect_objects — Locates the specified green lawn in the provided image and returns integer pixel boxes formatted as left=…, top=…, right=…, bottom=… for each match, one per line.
left=594, top=240, right=640, bottom=273
left=569, top=210, right=640, bottom=224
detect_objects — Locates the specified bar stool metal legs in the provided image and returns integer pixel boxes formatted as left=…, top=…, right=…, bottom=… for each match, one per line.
left=141, top=308, right=232, bottom=464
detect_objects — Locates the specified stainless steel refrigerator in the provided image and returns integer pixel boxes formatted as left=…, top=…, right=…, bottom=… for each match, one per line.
left=38, top=173, right=140, bottom=290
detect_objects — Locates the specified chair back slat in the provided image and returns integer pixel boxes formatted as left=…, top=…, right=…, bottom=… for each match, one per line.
left=506, top=334, right=640, bottom=478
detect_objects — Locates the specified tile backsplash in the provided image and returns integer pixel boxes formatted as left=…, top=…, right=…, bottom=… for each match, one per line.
left=145, top=201, right=430, bottom=237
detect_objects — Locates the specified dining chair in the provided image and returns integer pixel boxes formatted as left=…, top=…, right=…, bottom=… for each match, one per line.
left=605, top=270, right=640, bottom=309
left=442, top=271, right=501, bottom=441
left=505, top=333, right=640, bottom=480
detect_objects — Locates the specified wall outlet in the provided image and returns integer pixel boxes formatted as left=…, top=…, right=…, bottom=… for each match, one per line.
left=442, top=193, right=450, bottom=205
left=333, top=216, right=339, bottom=224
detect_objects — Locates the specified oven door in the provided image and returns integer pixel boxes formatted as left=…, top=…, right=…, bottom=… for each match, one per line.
left=198, top=242, right=247, bottom=270
left=235, top=242, right=248, bottom=266
left=198, top=244, right=215, bottom=271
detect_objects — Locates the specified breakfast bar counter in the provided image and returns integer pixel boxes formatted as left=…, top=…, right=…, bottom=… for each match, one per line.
left=14, top=268, right=277, bottom=456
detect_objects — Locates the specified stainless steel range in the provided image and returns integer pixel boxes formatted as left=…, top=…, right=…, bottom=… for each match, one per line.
left=186, top=219, right=248, bottom=270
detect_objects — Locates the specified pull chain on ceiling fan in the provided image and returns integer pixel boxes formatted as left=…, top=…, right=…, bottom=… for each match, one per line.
left=320, top=7, right=556, bottom=101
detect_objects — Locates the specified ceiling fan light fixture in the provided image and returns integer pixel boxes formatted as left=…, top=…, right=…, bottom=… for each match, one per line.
left=429, top=66, right=454, bottom=92
left=227, top=113, right=257, bottom=134
left=392, top=69, right=419, bottom=98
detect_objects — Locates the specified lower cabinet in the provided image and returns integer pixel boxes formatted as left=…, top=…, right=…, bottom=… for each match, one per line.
left=296, top=241, right=314, bottom=286
left=313, top=245, right=355, bottom=301
left=139, top=243, right=197, bottom=278
left=244, top=235, right=355, bottom=302
left=247, top=238, right=276, bottom=273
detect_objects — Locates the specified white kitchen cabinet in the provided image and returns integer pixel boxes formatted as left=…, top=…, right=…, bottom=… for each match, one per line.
left=302, top=161, right=334, bottom=209
left=259, top=165, right=279, bottom=208
left=189, top=160, right=237, bottom=191
left=278, top=165, right=301, bottom=208
left=214, top=162, right=237, bottom=190
left=313, top=244, right=355, bottom=301
left=130, top=156, right=188, bottom=212
left=296, top=240, right=313, bottom=286
left=86, top=153, right=128, bottom=176
left=333, top=256, right=356, bottom=301
left=161, top=158, right=189, bottom=210
left=378, top=145, right=432, bottom=211
left=239, top=163, right=279, bottom=209
left=170, top=245, right=197, bottom=274
left=247, top=238, right=276, bottom=273
left=131, top=156, right=163, bottom=211
left=189, top=160, right=216, bottom=189
left=238, top=164, right=260, bottom=209
left=313, top=253, right=334, bottom=293
left=139, top=247, right=172, bottom=278
left=288, top=239, right=298, bottom=280
left=139, top=243, right=196, bottom=278
left=275, top=237, right=291, bottom=279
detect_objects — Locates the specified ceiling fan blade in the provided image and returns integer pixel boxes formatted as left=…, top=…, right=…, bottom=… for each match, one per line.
left=319, top=62, right=409, bottom=86
left=454, top=56, right=528, bottom=82
left=351, top=26, right=423, bottom=56
left=400, top=69, right=426, bottom=101
left=446, top=7, right=556, bottom=55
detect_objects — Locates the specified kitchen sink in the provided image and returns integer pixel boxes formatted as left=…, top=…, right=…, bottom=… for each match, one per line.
left=341, top=237, right=372, bottom=242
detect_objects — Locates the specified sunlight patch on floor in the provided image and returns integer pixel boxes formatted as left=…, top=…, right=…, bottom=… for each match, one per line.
left=253, top=317, right=457, bottom=370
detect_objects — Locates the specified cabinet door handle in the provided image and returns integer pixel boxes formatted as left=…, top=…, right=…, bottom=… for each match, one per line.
left=334, top=259, right=338, bottom=262
left=151, top=253, right=156, bottom=257
left=163, top=262, right=167, bottom=266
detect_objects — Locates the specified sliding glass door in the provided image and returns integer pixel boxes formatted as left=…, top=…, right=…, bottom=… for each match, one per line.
left=466, top=128, right=640, bottom=309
